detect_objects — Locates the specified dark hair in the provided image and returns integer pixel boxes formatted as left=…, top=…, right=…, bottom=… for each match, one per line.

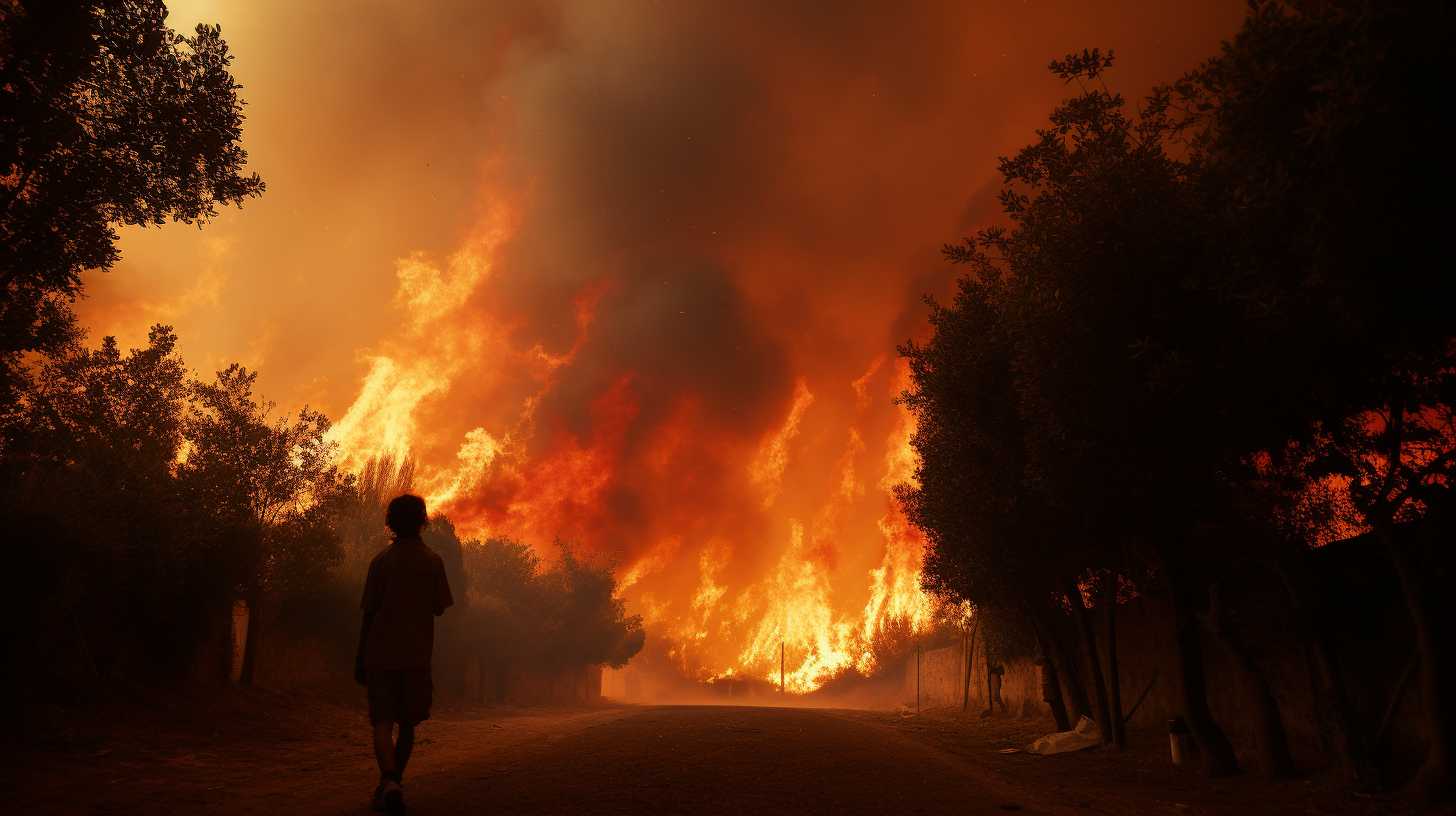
left=385, top=494, right=428, bottom=536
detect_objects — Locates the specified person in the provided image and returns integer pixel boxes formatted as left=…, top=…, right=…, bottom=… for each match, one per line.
left=982, top=660, right=1008, bottom=718
left=989, top=662, right=1007, bottom=713
left=355, top=494, right=454, bottom=814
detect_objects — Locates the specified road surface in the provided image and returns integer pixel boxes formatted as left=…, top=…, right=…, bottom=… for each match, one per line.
left=25, top=703, right=1058, bottom=815
left=371, top=705, right=1044, bottom=816
left=23, top=698, right=1408, bottom=814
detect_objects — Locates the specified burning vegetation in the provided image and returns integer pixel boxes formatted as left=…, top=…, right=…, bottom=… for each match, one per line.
left=5, top=0, right=1456, bottom=808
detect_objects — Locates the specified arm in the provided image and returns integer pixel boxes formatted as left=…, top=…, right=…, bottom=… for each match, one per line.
left=355, top=610, right=374, bottom=686
left=435, top=558, right=455, bottom=617
left=357, top=560, right=381, bottom=685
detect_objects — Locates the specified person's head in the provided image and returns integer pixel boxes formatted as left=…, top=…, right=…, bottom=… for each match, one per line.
left=385, top=494, right=428, bottom=537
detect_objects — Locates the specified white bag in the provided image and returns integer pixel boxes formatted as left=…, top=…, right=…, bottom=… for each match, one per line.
left=1025, top=715, right=1102, bottom=755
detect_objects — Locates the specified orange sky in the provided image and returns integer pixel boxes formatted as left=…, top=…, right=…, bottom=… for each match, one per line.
left=77, top=0, right=1245, bottom=688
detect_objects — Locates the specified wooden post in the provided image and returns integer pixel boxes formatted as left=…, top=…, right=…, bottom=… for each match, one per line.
left=916, top=641, right=922, bottom=713
left=780, top=641, right=785, bottom=695
left=963, top=616, right=979, bottom=712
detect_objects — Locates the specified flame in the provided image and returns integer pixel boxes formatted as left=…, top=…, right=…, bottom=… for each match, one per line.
left=859, top=399, right=935, bottom=668
left=326, top=198, right=519, bottom=476
left=738, top=521, right=859, bottom=692
left=326, top=187, right=938, bottom=694
left=749, top=377, right=814, bottom=509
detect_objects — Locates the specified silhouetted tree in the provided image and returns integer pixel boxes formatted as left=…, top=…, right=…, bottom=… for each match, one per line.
left=909, top=1, right=1456, bottom=788
left=1165, top=1, right=1456, bottom=797
left=909, top=46, right=1247, bottom=769
left=0, top=1, right=263, bottom=404
left=462, top=537, right=544, bottom=701
left=898, top=269, right=1088, bottom=730
left=0, top=326, right=216, bottom=689
left=177, top=364, right=349, bottom=686
left=460, top=537, right=643, bottom=702
left=542, top=545, right=646, bottom=670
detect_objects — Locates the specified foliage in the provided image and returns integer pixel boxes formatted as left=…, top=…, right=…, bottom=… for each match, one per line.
left=903, top=0, right=1456, bottom=791
left=0, top=0, right=263, bottom=400
left=461, top=538, right=644, bottom=674
left=178, top=364, right=351, bottom=602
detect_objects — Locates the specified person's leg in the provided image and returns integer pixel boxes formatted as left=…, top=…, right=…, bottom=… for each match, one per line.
left=368, top=671, right=406, bottom=782
left=393, top=670, right=430, bottom=779
left=395, top=723, right=415, bottom=776
left=373, top=721, right=399, bottom=778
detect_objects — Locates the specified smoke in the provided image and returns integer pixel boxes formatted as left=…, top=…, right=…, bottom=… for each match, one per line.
left=79, top=0, right=1244, bottom=687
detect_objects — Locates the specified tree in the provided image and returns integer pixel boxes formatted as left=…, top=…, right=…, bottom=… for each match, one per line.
left=0, top=325, right=217, bottom=686
left=0, top=0, right=263, bottom=401
left=177, top=364, right=349, bottom=686
left=462, top=537, right=544, bottom=702
left=898, top=269, right=1086, bottom=731
left=1166, top=1, right=1456, bottom=797
left=460, top=538, right=644, bottom=702
left=910, top=47, right=1266, bottom=773
left=542, top=546, right=646, bottom=670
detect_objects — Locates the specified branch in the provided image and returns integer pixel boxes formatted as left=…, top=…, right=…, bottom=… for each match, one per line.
left=1388, top=446, right=1456, bottom=511
left=1375, top=400, right=1406, bottom=514
left=0, top=164, right=38, bottom=219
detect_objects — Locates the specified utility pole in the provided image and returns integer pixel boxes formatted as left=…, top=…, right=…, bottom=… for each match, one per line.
left=780, top=641, right=785, bottom=695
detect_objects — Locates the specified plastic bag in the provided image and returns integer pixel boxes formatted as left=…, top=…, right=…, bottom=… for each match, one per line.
left=1025, top=715, right=1102, bottom=755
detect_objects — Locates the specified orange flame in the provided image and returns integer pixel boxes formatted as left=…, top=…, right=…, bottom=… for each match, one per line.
left=328, top=187, right=937, bottom=693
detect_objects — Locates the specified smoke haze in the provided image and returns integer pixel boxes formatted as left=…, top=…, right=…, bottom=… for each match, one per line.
left=77, top=0, right=1243, bottom=687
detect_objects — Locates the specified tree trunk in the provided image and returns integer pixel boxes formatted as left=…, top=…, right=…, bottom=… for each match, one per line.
left=1275, top=552, right=1374, bottom=788
left=1163, top=558, right=1239, bottom=777
left=1047, top=612, right=1092, bottom=723
left=1204, top=586, right=1294, bottom=778
left=1374, top=651, right=1418, bottom=758
left=1381, top=520, right=1453, bottom=804
left=1066, top=580, right=1113, bottom=745
left=983, top=639, right=994, bottom=716
left=962, top=617, right=979, bottom=712
left=1104, top=574, right=1126, bottom=750
left=239, top=591, right=262, bottom=688
left=1029, top=612, right=1072, bottom=731
left=1041, top=654, right=1072, bottom=731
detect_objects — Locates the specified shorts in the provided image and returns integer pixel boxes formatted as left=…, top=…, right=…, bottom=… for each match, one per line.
left=367, top=669, right=433, bottom=726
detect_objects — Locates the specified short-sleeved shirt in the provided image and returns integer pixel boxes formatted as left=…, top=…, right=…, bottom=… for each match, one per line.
left=361, top=537, right=454, bottom=671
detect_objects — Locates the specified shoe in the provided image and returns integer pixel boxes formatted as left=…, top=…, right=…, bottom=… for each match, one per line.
left=371, top=781, right=387, bottom=812
left=381, top=779, right=405, bottom=815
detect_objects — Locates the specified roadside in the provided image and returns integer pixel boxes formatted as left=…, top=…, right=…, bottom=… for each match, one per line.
left=840, top=707, right=1419, bottom=816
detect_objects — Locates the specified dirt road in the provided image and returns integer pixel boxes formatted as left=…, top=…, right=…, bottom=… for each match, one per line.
left=21, top=702, right=1054, bottom=815
left=382, top=705, right=1045, bottom=816
left=20, top=698, right=1410, bottom=815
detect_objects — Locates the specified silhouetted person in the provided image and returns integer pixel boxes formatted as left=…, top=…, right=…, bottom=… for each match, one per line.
left=356, top=494, right=454, bottom=814
left=982, top=661, right=1007, bottom=718
left=989, top=663, right=1007, bottom=713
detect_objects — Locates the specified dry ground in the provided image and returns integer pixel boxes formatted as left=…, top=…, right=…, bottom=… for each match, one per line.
left=12, top=691, right=1425, bottom=815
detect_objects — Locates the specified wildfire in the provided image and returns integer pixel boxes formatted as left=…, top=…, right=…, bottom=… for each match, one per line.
left=748, top=378, right=815, bottom=509
left=326, top=186, right=938, bottom=693
left=326, top=198, right=519, bottom=476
